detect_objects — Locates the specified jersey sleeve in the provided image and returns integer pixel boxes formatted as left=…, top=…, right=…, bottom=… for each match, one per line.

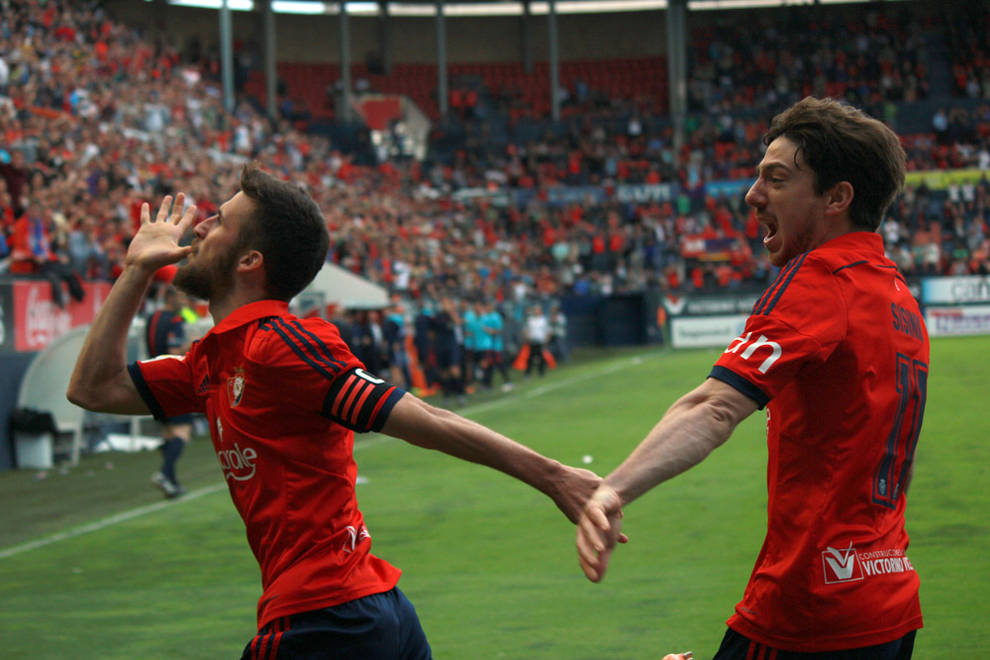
left=254, top=316, right=406, bottom=433
left=128, top=353, right=203, bottom=421
left=709, top=254, right=847, bottom=408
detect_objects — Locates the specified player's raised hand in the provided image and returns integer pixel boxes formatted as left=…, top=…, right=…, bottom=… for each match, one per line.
left=125, top=193, right=197, bottom=272
left=576, top=484, right=624, bottom=582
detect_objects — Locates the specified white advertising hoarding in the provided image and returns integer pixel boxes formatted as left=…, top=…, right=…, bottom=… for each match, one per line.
left=925, top=305, right=990, bottom=337
left=671, top=314, right=749, bottom=348
left=921, top=276, right=990, bottom=305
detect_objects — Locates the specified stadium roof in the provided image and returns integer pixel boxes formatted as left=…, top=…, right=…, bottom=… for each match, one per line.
left=159, top=0, right=910, bottom=17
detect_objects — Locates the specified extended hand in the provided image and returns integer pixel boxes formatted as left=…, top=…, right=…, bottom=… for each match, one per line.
left=576, top=484, right=624, bottom=582
left=550, top=464, right=605, bottom=524
left=124, top=193, right=197, bottom=272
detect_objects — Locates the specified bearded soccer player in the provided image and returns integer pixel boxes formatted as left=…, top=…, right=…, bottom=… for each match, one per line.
left=68, top=164, right=601, bottom=659
left=576, top=97, right=927, bottom=659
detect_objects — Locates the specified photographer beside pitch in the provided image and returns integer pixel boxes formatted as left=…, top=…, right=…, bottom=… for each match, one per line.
left=67, top=164, right=601, bottom=659
left=577, top=98, right=928, bottom=659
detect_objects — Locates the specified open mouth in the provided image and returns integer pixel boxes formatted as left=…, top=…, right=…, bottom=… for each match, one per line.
left=760, top=217, right=778, bottom=246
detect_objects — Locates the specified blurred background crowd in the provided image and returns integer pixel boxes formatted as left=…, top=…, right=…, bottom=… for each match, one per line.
left=0, top=0, right=987, bottom=391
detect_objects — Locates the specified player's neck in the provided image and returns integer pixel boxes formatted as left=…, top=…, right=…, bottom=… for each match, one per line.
left=208, top=285, right=269, bottom=324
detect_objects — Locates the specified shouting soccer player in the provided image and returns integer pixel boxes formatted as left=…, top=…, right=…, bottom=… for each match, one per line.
left=68, top=164, right=601, bottom=659
left=576, top=97, right=927, bottom=659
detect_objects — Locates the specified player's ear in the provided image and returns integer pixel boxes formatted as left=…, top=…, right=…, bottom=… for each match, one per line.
left=237, top=249, right=264, bottom=274
left=825, top=180, right=854, bottom=217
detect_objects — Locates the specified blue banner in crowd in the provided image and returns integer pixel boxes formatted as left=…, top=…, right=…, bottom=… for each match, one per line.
left=615, top=183, right=678, bottom=204
left=453, top=176, right=755, bottom=209
left=703, top=178, right=752, bottom=199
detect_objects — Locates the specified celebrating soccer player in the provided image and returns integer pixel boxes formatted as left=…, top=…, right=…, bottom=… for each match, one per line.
left=576, top=97, right=927, bottom=659
left=68, top=164, right=601, bottom=659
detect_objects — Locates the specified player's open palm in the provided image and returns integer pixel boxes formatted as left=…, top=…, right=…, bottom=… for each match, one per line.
left=126, top=193, right=197, bottom=271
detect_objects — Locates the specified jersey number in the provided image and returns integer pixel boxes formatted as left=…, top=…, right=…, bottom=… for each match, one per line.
left=873, top=353, right=927, bottom=509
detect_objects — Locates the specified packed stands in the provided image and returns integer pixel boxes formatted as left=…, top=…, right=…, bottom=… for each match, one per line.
left=0, top=0, right=988, bottom=330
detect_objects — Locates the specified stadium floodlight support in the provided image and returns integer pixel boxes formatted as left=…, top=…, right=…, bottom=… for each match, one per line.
left=521, top=0, right=533, bottom=73
left=262, top=0, right=278, bottom=118
left=378, top=0, right=393, bottom=75
left=220, top=0, right=236, bottom=114
left=340, top=1, right=354, bottom=122
left=437, top=0, right=448, bottom=118
left=666, top=0, right=687, bottom=162
left=548, top=0, right=560, bottom=121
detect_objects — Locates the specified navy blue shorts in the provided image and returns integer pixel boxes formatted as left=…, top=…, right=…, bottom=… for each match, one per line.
left=712, top=627, right=916, bottom=660
left=240, top=586, right=432, bottom=660
left=163, top=413, right=194, bottom=426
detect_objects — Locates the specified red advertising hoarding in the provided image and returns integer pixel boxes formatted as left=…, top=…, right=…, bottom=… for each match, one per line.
left=11, top=280, right=111, bottom=352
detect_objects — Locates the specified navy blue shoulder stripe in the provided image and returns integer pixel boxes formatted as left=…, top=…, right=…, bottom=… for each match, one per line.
left=272, top=317, right=347, bottom=373
left=751, top=263, right=791, bottom=315
left=285, top=318, right=347, bottom=370
left=832, top=259, right=869, bottom=274
left=262, top=318, right=340, bottom=380
left=755, top=252, right=808, bottom=316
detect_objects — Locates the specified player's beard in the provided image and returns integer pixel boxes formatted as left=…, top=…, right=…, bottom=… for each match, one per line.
left=173, top=245, right=238, bottom=303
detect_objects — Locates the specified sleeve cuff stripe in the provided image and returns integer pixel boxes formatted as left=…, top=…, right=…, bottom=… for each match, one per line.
left=127, top=362, right=169, bottom=421
left=370, top=387, right=405, bottom=432
left=708, top=365, right=770, bottom=409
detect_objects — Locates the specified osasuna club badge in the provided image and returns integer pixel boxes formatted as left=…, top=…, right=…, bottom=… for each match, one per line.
left=228, top=372, right=246, bottom=407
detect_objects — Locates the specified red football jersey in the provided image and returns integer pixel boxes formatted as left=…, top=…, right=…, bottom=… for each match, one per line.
left=129, top=300, right=405, bottom=630
left=710, top=233, right=927, bottom=652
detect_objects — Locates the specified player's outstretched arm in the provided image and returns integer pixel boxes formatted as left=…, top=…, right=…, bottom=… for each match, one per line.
left=67, top=195, right=197, bottom=414
left=380, top=393, right=600, bottom=523
left=576, top=378, right=758, bottom=582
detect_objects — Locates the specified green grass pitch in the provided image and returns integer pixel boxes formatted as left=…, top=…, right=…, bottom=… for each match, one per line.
left=0, top=338, right=987, bottom=658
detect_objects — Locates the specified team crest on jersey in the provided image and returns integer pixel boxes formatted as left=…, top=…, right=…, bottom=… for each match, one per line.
left=227, top=368, right=246, bottom=407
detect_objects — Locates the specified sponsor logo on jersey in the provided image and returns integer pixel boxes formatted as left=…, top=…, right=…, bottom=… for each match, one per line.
left=822, top=543, right=915, bottom=584
left=217, top=442, right=258, bottom=481
left=724, top=331, right=783, bottom=374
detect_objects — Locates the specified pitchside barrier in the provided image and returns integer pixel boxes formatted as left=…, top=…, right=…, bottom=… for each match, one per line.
left=920, top=275, right=990, bottom=337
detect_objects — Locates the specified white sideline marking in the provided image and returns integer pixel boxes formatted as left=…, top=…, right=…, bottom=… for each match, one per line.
left=0, top=483, right=227, bottom=560
left=0, top=351, right=659, bottom=560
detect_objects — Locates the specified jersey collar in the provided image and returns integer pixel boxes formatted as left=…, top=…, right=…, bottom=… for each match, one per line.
left=208, top=300, right=289, bottom=335
left=818, top=231, right=883, bottom=255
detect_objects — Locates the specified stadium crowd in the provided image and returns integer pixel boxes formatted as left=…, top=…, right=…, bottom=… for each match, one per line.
left=0, top=0, right=988, bottom=338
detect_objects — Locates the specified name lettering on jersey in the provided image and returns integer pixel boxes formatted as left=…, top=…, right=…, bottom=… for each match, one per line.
left=724, top=332, right=783, bottom=374
left=217, top=442, right=258, bottom=481
left=822, top=544, right=915, bottom=585
left=890, top=303, right=924, bottom=341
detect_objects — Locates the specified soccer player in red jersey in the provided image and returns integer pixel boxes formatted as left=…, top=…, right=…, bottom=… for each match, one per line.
left=68, top=164, right=602, bottom=659
left=576, top=98, right=927, bottom=659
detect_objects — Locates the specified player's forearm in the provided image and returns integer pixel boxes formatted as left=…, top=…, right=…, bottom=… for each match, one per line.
left=388, top=398, right=566, bottom=496
left=606, top=385, right=741, bottom=506
left=68, top=265, right=154, bottom=409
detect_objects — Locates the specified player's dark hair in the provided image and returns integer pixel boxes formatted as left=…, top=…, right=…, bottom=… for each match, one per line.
left=764, top=97, right=906, bottom=231
left=237, top=163, right=330, bottom=301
